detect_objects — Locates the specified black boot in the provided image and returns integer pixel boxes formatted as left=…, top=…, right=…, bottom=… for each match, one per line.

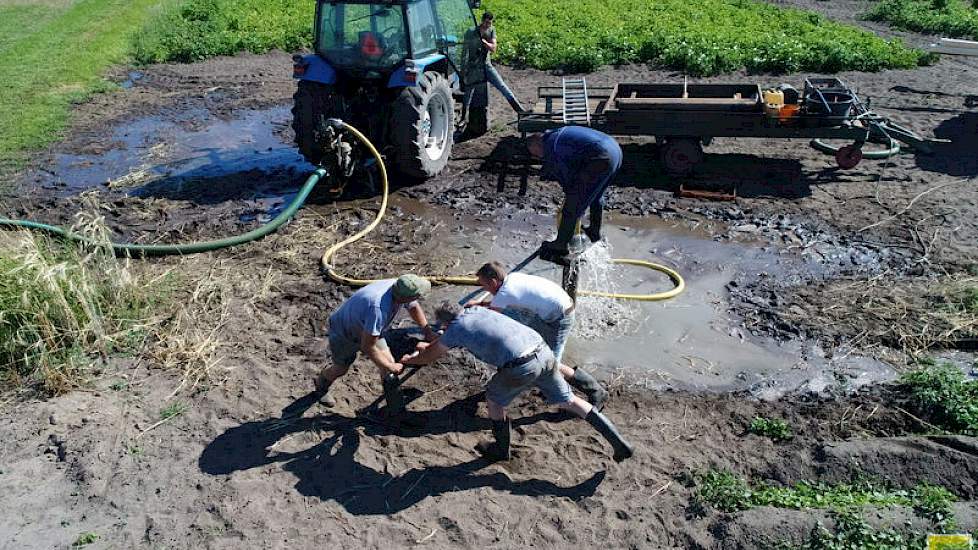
left=585, top=410, right=634, bottom=462
left=570, top=369, right=609, bottom=411
left=382, top=373, right=405, bottom=417
left=475, top=419, right=511, bottom=461
left=314, top=372, right=336, bottom=407
left=584, top=203, right=603, bottom=243
left=541, top=213, right=579, bottom=260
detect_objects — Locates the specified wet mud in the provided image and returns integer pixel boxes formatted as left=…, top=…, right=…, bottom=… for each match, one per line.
left=2, top=3, right=978, bottom=547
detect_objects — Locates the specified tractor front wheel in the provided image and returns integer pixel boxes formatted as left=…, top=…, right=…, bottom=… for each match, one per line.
left=391, top=72, right=454, bottom=179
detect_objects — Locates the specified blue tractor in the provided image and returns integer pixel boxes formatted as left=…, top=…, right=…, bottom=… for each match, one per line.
left=292, top=0, right=485, bottom=187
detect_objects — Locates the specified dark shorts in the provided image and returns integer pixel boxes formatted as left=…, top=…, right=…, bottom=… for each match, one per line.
left=328, top=332, right=387, bottom=368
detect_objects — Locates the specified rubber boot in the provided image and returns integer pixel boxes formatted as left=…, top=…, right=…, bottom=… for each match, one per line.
left=585, top=410, right=634, bottom=462
left=584, top=201, right=604, bottom=243
left=570, top=369, right=609, bottom=411
left=475, top=419, right=511, bottom=461
left=541, top=214, right=578, bottom=260
left=382, top=373, right=405, bottom=417
left=314, top=372, right=336, bottom=407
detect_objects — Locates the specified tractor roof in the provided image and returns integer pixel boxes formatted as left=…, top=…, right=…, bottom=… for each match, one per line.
left=322, top=0, right=411, bottom=5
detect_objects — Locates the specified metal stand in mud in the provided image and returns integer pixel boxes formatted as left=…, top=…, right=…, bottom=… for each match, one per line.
left=560, top=232, right=591, bottom=302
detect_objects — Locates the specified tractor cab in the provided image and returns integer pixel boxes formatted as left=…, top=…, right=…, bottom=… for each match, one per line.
left=312, top=0, right=474, bottom=80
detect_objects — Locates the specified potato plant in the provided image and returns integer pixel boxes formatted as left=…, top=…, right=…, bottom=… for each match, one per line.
left=485, top=0, right=931, bottom=74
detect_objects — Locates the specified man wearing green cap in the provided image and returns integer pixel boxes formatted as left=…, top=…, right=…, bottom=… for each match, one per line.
left=315, top=274, right=435, bottom=413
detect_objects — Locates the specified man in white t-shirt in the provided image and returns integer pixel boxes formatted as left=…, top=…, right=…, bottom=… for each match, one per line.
left=465, top=261, right=609, bottom=410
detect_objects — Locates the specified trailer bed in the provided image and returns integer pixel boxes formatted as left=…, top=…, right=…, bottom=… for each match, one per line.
left=517, top=78, right=936, bottom=172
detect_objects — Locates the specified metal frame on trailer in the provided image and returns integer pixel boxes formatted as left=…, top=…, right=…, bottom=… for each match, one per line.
left=516, top=77, right=939, bottom=172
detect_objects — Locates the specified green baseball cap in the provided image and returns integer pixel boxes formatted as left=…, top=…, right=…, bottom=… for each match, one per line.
left=392, top=274, right=431, bottom=300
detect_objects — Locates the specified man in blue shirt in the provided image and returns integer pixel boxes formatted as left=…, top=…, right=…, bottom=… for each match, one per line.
left=316, top=274, right=437, bottom=414
left=526, top=127, right=623, bottom=258
left=402, top=302, right=633, bottom=463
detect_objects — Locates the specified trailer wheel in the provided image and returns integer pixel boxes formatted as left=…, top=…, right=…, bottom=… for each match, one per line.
left=661, top=138, right=704, bottom=175
left=391, top=72, right=454, bottom=179
left=835, top=145, right=863, bottom=169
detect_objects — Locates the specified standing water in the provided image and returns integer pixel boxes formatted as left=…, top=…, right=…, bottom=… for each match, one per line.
left=574, top=241, right=640, bottom=340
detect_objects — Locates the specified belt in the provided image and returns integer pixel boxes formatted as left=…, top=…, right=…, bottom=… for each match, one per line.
left=501, top=344, right=545, bottom=369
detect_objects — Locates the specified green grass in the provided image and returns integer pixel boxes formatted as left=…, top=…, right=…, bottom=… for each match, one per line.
left=0, top=0, right=168, bottom=174
left=748, top=416, right=794, bottom=441
left=159, top=401, right=187, bottom=420
left=697, top=472, right=963, bottom=548
left=695, top=471, right=957, bottom=517
left=899, top=364, right=978, bottom=436
left=71, top=532, right=98, bottom=547
left=0, top=220, right=162, bottom=395
left=786, top=508, right=923, bottom=550
left=866, top=0, right=978, bottom=41
left=131, top=0, right=313, bottom=64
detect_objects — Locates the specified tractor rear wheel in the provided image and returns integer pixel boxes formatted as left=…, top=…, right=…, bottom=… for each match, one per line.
left=391, top=72, right=454, bottom=179
left=292, top=80, right=345, bottom=166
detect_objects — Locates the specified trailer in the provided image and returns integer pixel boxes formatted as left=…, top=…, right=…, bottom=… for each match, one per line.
left=516, top=77, right=939, bottom=174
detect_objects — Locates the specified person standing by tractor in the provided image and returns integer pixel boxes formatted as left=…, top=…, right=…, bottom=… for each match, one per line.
left=462, top=11, right=526, bottom=134
left=466, top=261, right=609, bottom=409
left=402, top=302, right=633, bottom=463
left=315, top=275, right=437, bottom=414
left=526, top=127, right=623, bottom=260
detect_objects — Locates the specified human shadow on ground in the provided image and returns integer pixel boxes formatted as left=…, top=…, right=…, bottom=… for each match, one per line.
left=915, top=112, right=978, bottom=177
left=199, top=392, right=602, bottom=515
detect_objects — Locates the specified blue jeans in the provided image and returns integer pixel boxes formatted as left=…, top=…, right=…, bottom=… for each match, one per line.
left=556, top=151, right=623, bottom=245
left=464, top=64, right=517, bottom=109
left=502, top=308, right=575, bottom=364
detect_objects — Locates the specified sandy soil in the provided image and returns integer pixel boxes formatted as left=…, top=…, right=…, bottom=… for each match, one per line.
left=2, top=1, right=978, bottom=547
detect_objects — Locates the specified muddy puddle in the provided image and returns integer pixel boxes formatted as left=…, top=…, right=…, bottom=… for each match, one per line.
left=380, top=198, right=896, bottom=398
left=26, top=105, right=896, bottom=399
left=31, top=106, right=308, bottom=210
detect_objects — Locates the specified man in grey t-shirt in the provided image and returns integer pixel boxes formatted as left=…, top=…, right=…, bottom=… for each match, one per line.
left=467, top=261, right=609, bottom=409
left=402, top=302, right=633, bottom=463
left=316, top=274, right=436, bottom=413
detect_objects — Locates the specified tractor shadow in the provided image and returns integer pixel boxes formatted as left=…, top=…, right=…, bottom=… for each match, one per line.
left=198, top=391, right=603, bottom=516
left=482, top=137, right=810, bottom=200
left=132, top=159, right=420, bottom=208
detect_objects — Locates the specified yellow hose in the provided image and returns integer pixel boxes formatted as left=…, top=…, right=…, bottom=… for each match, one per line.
left=321, top=122, right=684, bottom=302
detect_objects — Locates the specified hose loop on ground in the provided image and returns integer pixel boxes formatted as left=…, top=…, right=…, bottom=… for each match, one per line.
left=325, top=122, right=685, bottom=302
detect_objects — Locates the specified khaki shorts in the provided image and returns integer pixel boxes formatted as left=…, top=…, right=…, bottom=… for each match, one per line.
left=486, top=347, right=572, bottom=407
left=328, top=332, right=387, bottom=368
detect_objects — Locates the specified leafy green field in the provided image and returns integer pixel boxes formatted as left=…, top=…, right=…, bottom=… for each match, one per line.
left=0, top=0, right=168, bottom=173
left=132, top=0, right=930, bottom=75
left=489, top=0, right=930, bottom=74
left=866, top=0, right=978, bottom=41
left=131, top=0, right=313, bottom=64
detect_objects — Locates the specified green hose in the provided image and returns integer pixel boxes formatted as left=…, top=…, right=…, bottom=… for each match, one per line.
left=0, top=168, right=326, bottom=256
left=809, top=138, right=901, bottom=159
